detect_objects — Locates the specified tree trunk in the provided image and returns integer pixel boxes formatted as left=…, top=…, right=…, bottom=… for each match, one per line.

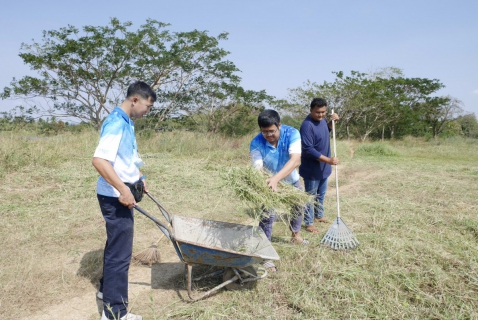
left=432, top=122, right=438, bottom=139
left=361, top=130, right=372, bottom=142
left=381, top=126, right=385, bottom=141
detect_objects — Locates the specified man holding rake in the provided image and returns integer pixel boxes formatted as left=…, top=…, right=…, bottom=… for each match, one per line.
left=299, top=98, right=339, bottom=234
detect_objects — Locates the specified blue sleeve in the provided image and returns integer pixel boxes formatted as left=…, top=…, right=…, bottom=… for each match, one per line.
left=93, top=117, right=123, bottom=161
left=300, top=121, right=322, bottom=160
left=289, top=127, right=301, bottom=144
left=249, top=135, right=261, bottom=153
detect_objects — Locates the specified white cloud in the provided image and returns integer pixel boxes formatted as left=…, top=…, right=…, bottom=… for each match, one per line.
left=473, top=90, right=478, bottom=95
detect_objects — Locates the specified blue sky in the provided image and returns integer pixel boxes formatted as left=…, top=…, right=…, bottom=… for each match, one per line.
left=1, top=0, right=477, bottom=115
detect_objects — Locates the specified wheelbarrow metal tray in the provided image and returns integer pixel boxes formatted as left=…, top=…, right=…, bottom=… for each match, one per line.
left=172, top=215, right=280, bottom=268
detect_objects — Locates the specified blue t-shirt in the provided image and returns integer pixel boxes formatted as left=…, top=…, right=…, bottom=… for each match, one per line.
left=93, top=107, right=140, bottom=197
left=299, top=115, right=332, bottom=180
left=249, top=125, right=301, bottom=184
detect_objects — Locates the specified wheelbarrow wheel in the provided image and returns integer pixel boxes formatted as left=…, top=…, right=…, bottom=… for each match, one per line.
left=223, top=266, right=258, bottom=291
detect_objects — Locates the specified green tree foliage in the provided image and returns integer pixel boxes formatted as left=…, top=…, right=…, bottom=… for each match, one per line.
left=217, top=103, right=263, bottom=136
left=178, top=85, right=271, bottom=134
left=419, top=95, right=464, bottom=139
left=282, top=68, right=463, bottom=140
left=0, top=110, right=93, bottom=135
left=0, top=115, right=34, bottom=131
left=455, top=113, right=478, bottom=138
left=2, top=18, right=268, bottom=130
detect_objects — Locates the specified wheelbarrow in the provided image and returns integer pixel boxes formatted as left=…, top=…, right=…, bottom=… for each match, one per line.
left=134, top=193, right=280, bottom=301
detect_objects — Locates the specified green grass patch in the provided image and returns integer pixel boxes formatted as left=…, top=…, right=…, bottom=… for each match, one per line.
left=354, top=142, right=401, bottom=157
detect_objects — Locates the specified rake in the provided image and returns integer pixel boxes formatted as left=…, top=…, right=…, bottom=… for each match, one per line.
left=320, top=109, right=359, bottom=250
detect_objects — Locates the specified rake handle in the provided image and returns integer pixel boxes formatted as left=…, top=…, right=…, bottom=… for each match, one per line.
left=331, top=109, right=340, bottom=218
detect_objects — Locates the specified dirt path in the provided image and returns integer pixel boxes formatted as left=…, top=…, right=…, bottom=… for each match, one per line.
left=22, top=245, right=185, bottom=320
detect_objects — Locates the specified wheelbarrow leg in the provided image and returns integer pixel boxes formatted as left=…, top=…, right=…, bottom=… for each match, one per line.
left=186, top=264, right=240, bottom=301
left=186, top=264, right=194, bottom=300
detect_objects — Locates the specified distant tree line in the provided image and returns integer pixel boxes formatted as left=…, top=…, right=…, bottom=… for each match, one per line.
left=1, top=19, right=477, bottom=139
left=279, top=68, right=478, bottom=140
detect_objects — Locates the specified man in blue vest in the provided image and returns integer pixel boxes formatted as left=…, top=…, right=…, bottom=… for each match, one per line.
left=250, top=109, right=309, bottom=272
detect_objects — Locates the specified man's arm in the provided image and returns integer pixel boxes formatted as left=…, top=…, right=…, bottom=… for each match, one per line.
left=301, top=122, right=338, bottom=165
left=301, top=123, right=322, bottom=159
left=318, top=154, right=339, bottom=165
left=266, top=153, right=301, bottom=192
left=92, top=157, right=136, bottom=209
left=325, top=113, right=340, bottom=164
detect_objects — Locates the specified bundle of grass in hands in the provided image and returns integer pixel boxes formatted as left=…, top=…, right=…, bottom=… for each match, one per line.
left=222, top=166, right=313, bottom=220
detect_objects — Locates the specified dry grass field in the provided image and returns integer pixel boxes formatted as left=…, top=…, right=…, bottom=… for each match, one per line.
left=1, top=130, right=477, bottom=319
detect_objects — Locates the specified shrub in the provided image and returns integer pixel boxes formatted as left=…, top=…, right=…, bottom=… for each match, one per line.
left=355, top=142, right=400, bottom=157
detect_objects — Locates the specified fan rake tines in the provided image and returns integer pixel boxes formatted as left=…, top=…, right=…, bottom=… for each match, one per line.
left=320, top=217, right=359, bottom=250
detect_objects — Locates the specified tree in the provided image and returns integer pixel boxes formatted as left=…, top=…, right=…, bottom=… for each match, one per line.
left=419, top=95, right=464, bottom=139
left=282, top=69, right=448, bottom=141
left=1, top=18, right=251, bottom=129
left=456, top=113, right=478, bottom=138
left=180, top=84, right=272, bottom=133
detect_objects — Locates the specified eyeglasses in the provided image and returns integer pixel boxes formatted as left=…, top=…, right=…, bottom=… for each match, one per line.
left=261, top=128, right=278, bottom=136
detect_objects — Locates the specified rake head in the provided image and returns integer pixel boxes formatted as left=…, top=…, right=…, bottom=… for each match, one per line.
left=320, top=217, right=359, bottom=250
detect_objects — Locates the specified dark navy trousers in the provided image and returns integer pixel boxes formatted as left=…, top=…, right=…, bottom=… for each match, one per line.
left=97, top=195, right=134, bottom=320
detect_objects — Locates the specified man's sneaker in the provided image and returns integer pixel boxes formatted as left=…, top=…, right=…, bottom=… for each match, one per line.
left=101, top=310, right=143, bottom=320
left=120, top=314, right=143, bottom=320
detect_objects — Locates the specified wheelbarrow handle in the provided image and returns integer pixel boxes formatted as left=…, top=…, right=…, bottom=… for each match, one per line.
left=145, top=192, right=172, bottom=224
left=134, top=205, right=173, bottom=241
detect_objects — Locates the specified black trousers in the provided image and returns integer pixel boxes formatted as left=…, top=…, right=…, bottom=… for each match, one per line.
left=97, top=195, right=134, bottom=319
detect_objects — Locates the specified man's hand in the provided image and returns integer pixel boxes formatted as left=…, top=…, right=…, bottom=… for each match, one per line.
left=318, top=155, right=339, bottom=165
left=328, top=113, right=340, bottom=130
left=328, top=157, right=339, bottom=165
left=118, top=186, right=136, bottom=209
left=266, top=176, right=281, bottom=192
left=92, top=157, right=138, bottom=209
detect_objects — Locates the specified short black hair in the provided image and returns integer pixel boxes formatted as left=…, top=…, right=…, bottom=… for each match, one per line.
left=258, top=109, right=280, bottom=128
left=126, top=81, right=157, bottom=102
left=310, top=98, right=327, bottom=110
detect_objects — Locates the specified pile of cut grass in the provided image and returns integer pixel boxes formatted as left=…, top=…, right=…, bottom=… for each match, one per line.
left=222, top=165, right=313, bottom=220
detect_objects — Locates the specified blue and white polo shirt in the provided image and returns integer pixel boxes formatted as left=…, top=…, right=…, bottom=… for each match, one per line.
left=249, top=125, right=301, bottom=184
left=93, top=107, right=141, bottom=197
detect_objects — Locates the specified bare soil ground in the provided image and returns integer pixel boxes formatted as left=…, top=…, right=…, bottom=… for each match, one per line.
left=21, top=242, right=185, bottom=320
